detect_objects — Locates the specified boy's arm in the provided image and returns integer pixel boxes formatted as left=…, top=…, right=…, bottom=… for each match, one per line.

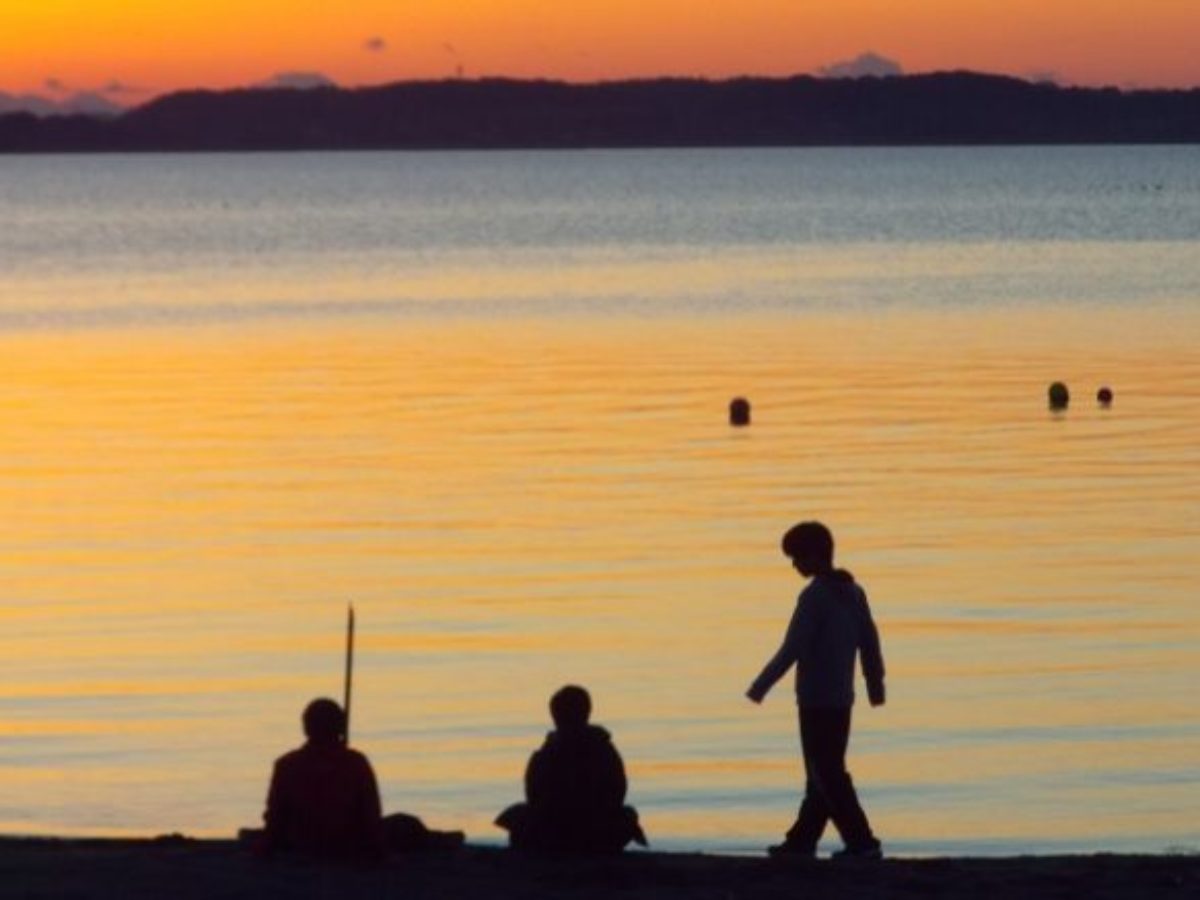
left=746, top=598, right=812, bottom=703
left=524, top=748, right=545, bottom=805
left=857, top=588, right=886, bottom=706
left=261, top=758, right=289, bottom=854
left=358, top=755, right=386, bottom=857
left=361, top=755, right=384, bottom=823
left=605, top=742, right=629, bottom=805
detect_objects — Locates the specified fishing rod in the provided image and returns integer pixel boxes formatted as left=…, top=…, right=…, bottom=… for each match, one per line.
left=342, top=603, right=355, bottom=744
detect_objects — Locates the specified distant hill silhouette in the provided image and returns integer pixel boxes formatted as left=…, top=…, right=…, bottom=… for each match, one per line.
left=3, top=72, right=1199, bottom=152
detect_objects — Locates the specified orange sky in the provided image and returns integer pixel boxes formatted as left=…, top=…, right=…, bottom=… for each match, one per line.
left=3, top=0, right=1199, bottom=102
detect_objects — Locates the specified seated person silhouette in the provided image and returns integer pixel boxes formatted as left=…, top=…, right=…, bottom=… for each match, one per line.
left=495, top=685, right=648, bottom=853
left=261, top=697, right=385, bottom=859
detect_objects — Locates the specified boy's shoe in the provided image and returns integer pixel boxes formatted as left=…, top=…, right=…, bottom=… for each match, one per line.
left=831, top=842, right=883, bottom=861
left=767, top=842, right=817, bottom=860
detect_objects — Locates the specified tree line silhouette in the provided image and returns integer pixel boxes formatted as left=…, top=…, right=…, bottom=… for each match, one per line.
left=3, top=72, right=1199, bottom=152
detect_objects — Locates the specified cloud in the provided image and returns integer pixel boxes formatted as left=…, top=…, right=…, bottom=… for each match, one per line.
left=61, top=91, right=124, bottom=117
left=817, top=52, right=903, bottom=80
left=440, top=43, right=465, bottom=78
left=1024, top=70, right=1061, bottom=87
left=364, top=36, right=387, bottom=53
left=44, top=77, right=68, bottom=93
left=0, top=90, right=122, bottom=117
left=101, top=79, right=144, bottom=95
left=255, top=71, right=338, bottom=90
left=0, top=92, right=59, bottom=116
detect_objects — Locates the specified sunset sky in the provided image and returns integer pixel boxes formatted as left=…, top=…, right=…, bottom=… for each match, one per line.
left=3, top=0, right=1199, bottom=103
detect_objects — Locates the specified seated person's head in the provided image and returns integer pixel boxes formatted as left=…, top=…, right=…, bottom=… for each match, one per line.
left=549, top=684, right=591, bottom=732
left=302, top=697, right=346, bottom=744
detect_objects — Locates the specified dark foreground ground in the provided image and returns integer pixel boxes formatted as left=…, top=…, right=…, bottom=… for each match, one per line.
left=1, top=837, right=1196, bottom=900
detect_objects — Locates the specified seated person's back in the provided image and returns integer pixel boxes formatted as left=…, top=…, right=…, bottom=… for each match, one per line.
left=497, top=685, right=646, bottom=853
left=263, top=697, right=383, bottom=858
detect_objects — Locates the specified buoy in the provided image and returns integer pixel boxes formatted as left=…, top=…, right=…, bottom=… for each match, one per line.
left=1097, top=386, right=1113, bottom=407
left=1048, top=382, right=1069, bottom=410
left=729, top=397, right=751, bottom=427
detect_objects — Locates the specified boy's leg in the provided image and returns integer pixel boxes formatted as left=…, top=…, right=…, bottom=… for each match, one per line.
left=779, top=709, right=830, bottom=852
left=800, top=707, right=878, bottom=852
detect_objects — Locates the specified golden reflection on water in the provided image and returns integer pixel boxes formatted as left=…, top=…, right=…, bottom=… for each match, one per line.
left=0, top=306, right=1197, bottom=851
left=4, top=239, right=1195, bottom=325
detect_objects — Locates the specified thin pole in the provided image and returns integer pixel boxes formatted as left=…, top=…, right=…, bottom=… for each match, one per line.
left=342, top=604, right=355, bottom=744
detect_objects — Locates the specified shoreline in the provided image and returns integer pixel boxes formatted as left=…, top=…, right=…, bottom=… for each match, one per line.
left=2, top=837, right=1196, bottom=899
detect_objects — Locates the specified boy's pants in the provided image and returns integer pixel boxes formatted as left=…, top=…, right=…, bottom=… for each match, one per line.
left=785, top=706, right=879, bottom=851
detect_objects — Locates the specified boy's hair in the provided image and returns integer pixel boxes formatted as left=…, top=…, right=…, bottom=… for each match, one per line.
left=549, top=685, right=592, bottom=730
left=781, top=521, right=835, bottom=566
left=302, top=697, right=346, bottom=742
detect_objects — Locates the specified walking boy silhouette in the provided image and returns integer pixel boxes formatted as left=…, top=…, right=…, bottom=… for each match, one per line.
left=746, top=521, right=886, bottom=860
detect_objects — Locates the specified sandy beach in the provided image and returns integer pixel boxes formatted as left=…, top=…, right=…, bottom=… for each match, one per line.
left=1, top=838, right=1195, bottom=900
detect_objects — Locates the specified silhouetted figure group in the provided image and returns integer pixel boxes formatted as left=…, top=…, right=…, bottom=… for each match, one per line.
left=258, top=688, right=646, bottom=860
left=258, top=520, right=886, bottom=862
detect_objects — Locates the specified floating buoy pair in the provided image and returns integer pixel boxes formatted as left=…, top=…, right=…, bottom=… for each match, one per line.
left=1048, top=383, right=1114, bottom=410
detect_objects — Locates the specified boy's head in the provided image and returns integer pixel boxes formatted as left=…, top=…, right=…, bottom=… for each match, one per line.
left=781, top=521, right=834, bottom=575
left=549, top=684, right=592, bottom=731
left=302, top=697, right=346, bottom=743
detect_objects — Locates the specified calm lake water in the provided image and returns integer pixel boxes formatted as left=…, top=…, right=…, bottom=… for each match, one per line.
left=0, top=147, right=1197, bottom=855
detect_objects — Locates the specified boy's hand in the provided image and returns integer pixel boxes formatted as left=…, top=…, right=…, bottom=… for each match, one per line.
left=745, top=686, right=765, bottom=704
left=868, top=680, right=886, bottom=707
